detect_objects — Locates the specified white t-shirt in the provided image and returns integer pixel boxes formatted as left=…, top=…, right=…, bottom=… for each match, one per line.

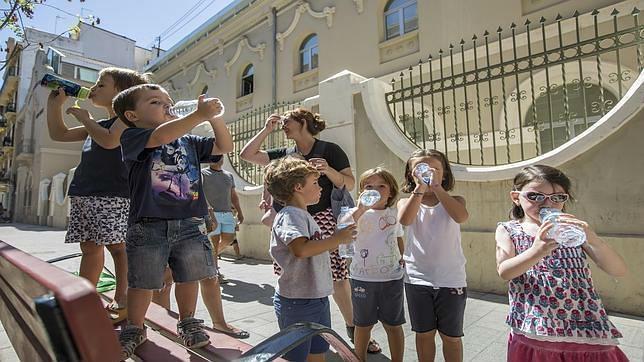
left=270, top=206, right=333, bottom=299
left=404, top=202, right=467, bottom=288
left=350, top=207, right=405, bottom=282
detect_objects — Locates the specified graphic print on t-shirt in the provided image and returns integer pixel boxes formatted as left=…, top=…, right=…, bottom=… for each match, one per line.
left=150, top=140, right=201, bottom=203
left=351, top=209, right=404, bottom=280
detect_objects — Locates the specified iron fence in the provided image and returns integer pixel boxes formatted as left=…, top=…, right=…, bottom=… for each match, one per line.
left=385, top=7, right=643, bottom=165
left=228, top=101, right=301, bottom=185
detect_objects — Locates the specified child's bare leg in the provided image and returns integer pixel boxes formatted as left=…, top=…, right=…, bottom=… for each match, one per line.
left=439, top=333, right=463, bottom=362
left=216, top=233, right=235, bottom=255
left=199, top=277, right=226, bottom=326
left=127, top=288, right=153, bottom=327
left=354, top=325, right=373, bottom=361
left=79, top=241, right=104, bottom=285
left=175, top=281, right=199, bottom=320
left=106, top=243, right=128, bottom=307
left=416, top=330, right=437, bottom=362
left=383, top=323, right=405, bottom=362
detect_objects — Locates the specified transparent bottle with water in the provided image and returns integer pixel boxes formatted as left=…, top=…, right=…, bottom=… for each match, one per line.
left=539, top=207, right=586, bottom=247
left=359, top=190, right=381, bottom=207
left=168, top=100, right=198, bottom=117
left=336, top=206, right=355, bottom=258
left=415, top=163, right=433, bottom=185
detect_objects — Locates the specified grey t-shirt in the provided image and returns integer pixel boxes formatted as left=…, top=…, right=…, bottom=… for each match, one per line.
left=270, top=206, right=333, bottom=299
left=201, top=168, right=235, bottom=212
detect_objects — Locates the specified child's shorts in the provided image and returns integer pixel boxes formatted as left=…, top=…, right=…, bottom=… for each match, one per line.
left=273, top=294, right=331, bottom=361
left=350, top=278, right=406, bottom=327
left=213, top=211, right=236, bottom=234
left=405, top=283, right=467, bottom=337
left=126, top=217, right=216, bottom=290
left=65, top=196, right=129, bottom=245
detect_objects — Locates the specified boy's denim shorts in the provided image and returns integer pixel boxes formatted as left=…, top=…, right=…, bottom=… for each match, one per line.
left=213, top=211, right=236, bottom=234
left=273, top=294, right=331, bottom=361
left=126, top=217, right=216, bottom=290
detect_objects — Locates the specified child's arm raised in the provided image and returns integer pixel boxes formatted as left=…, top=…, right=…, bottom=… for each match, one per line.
left=46, top=89, right=88, bottom=142
left=65, top=107, right=125, bottom=149
left=146, top=95, right=221, bottom=148
left=208, top=114, right=233, bottom=155
left=289, top=225, right=356, bottom=258
left=559, top=216, right=628, bottom=277
left=496, top=222, right=558, bottom=280
left=433, top=187, right=469, bottom=223
left=398, top=182, right=427, bottom=225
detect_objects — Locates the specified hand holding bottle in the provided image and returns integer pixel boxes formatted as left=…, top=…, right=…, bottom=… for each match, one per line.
left=194, top=95, right=224, bottom=120
left=529, top=220, right=559, bottom=258
left=335, top=223, right=357, bottom=244
left=47, top=87, right=68, bottom=107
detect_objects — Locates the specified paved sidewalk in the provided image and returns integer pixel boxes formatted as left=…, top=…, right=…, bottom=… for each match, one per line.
left=1, top=223, right=642, bottom=361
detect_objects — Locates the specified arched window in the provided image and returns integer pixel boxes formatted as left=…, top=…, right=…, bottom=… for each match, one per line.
left=241, top=64, right=254, bottom=96
left=384, top=0, right=418, bottom=40
left=525, top=83, right=618, bottom=152
left=299, top=34, right=318, bottom=73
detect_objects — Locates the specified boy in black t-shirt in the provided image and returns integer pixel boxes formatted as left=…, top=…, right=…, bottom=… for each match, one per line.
left=113, top=84, right=233, bottom=359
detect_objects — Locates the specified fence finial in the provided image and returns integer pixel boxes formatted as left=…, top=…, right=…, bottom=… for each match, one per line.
left=573, top=10, right=580, bottom=17
left=555, top=14, right=563, bottom=21
left=539, top=16, right=546, bottom=23
left=510, top=22, right=516, bottom=29
left=610, top=8, right=619, bottom=16
left=524, top=18, right=531, bottom=26
left=591, top=9, right=599, bottom=16
left=632, top=7, right=640, bottom=15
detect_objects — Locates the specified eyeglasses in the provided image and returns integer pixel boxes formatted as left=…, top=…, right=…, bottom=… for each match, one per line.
left=518, top=191, right=569, bottom=203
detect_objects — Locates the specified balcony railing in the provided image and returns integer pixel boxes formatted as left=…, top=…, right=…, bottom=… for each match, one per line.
left=228, top=101, right=301, bottom=186
left=385, top=7, right=643, bottom=166
left=5, top=103, right=16, bottom=113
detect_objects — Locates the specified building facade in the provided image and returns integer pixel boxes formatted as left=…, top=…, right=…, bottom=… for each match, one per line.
left=0, top=22, right=153, bottom=226
left=146, top=0, right=644, bottom=315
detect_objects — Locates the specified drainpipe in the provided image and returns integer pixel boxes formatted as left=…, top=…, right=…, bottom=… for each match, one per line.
left=271, top=7, right=277, bottom=106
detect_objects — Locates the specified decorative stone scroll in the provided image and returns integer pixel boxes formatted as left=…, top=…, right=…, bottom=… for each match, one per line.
left=353, top=0, right=364, bottom=14
left=276, top=1, right=336, bottom=51
left=225, top=37, right=266, bottom=75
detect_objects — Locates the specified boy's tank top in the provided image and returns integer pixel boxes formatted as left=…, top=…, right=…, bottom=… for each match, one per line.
left=403, top=202, right=466, bottom=288
left=499, top=220, right=622, bottom=344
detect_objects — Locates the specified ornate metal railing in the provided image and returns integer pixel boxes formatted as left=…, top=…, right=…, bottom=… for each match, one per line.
left=228, top=101, right=301, bottom=185
left=385, top=7, right=643, bottom=165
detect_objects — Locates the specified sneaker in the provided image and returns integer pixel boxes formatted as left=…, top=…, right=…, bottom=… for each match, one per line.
left=119, top=324, right=147, bottom=360
left=177, top=317, right=210, bottom=349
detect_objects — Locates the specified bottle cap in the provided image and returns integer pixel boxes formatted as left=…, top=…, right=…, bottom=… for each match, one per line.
left=77, top=87, right=91, bottom=100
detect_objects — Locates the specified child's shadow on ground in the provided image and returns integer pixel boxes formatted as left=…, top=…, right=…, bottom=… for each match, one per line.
left=220, top=279, right=275, bottom=306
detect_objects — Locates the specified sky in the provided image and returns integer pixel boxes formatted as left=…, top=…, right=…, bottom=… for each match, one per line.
left=0, top=0, right=236, bottom=77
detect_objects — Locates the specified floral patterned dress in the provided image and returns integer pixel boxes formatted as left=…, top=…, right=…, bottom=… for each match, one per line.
left=500, top=220, right=622, bottom=345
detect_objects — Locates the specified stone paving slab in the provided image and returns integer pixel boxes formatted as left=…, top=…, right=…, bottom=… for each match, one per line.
left=1, top=224, right=643, bottom=361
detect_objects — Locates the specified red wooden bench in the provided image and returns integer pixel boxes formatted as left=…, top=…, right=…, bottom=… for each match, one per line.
left=0, top=240, right=357, bottom=361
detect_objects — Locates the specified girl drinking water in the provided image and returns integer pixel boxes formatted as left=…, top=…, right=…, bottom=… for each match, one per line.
left=496, top=164, right=628, bottom=361
left=398, top=149, right=469, bottom=362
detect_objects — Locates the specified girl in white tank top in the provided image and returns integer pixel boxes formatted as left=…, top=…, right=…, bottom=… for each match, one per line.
left=398, top=149, right=469, bottom=362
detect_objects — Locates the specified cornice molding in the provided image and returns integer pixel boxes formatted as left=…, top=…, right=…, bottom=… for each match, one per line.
left=225, top=37, right=267, bottom=75
left=276, top=1, right=336, bottom=51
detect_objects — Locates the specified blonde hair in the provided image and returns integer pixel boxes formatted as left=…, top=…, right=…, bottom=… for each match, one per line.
left=98, top=67, right=151, bottom=92
left=264, top=156, right=319, bottom=204
left=359, top=167, right=399, bottom=208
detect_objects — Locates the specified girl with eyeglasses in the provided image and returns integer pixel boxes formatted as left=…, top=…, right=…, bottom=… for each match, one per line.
left=398, top=149, right=469, bottom=362
left=496, top=165, right=628, bottom=362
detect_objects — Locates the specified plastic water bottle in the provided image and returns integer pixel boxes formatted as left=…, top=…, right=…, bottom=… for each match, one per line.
left=40, top=73, right=90, bottom=99
left=415, top=163, right=433, bottom=185
left=168, top=100, right=198, bottom=117
left=360, top=190, right=381, bottom=207
left=539, top=207, right=586, bottom=247
left=336, top=206, right=355, bottom=258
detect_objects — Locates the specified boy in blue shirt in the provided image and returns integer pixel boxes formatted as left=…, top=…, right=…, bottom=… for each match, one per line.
left=113, top=84, right=233, bottom=359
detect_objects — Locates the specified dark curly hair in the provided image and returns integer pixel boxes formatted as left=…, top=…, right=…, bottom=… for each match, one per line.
left=284, top=108, right=326, bottom=136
